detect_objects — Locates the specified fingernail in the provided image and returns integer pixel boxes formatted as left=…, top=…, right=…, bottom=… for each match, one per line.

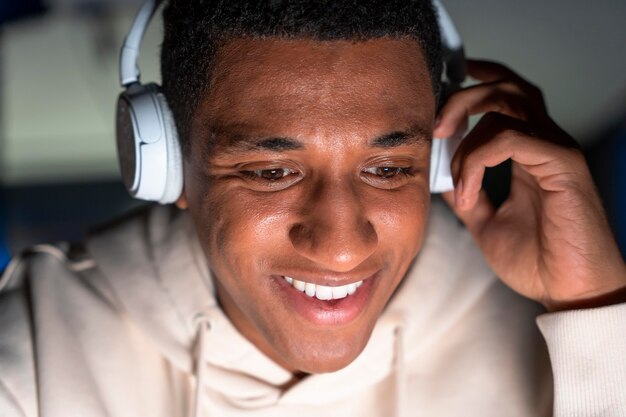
left=455, top=178, right=464, bottom=208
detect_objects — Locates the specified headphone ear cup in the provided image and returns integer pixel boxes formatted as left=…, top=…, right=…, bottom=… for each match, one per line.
left=115, top=83, right=183, bottom=203
left=155, top=92, right=183, bottom=204
left=116, top=91, right=141, bottom=195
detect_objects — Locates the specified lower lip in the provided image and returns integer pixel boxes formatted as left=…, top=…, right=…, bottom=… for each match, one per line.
left=274, top=274, right=377, bottom=326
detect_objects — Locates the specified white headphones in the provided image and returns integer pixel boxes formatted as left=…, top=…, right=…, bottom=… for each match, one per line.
left=116, top=0, right=182, bottom=204
left=115, top=0, right=466, bottom=203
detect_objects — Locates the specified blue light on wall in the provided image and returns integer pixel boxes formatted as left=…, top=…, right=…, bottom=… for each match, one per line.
left=0, top=241, right=9, bottom=273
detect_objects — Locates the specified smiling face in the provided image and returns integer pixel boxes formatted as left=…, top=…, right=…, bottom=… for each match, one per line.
left=178, top=37, right=436, bottom=373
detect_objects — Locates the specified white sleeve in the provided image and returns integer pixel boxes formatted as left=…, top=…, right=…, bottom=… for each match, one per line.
left=536, top=302, right=626, bottom=416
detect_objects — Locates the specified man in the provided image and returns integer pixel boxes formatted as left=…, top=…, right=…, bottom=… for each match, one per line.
left=1, top=1, right=625, bottom=416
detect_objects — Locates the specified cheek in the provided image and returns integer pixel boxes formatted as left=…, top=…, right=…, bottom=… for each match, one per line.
left=196, top=187, right=304, bottom=344
left=369, top=186, right=430, bottom=262
left=196, top=184, right=294, bottom=278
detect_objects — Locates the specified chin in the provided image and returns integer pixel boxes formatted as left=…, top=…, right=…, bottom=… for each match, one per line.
left=292, top=349, right=362, bottom=374
left=277, top=326, right=374, bottom=374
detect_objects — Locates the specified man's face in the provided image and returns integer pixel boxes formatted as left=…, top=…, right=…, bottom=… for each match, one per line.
left=180, top=38, right=436, bottom=373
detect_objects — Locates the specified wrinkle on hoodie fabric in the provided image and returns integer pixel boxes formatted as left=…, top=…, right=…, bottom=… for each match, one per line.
left=0, top=199, right=554, bottom=417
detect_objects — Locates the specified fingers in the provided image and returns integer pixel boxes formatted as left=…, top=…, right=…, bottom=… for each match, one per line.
left=439, top=59, right=587, bottom=218
left=466, top=59, right=526, bottom=83
left=435, top=59, right=546, bottom=139
left=450, top=112, right=587, bottom=211
left=435, top=81, right=537, bottom=138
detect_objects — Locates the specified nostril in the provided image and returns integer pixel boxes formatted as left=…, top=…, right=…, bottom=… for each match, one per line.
left=289, top=223, right=313, bottom=245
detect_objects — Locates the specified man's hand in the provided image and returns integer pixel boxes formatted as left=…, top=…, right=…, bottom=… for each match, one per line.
left=436, top=59, right=626, bottom=311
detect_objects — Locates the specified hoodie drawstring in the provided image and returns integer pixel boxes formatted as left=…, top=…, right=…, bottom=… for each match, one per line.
left=191, top=314, right=211, bottom=417
left=394, top=324, right=407, bottom=417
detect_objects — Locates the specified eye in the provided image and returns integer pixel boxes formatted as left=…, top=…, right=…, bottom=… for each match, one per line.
left=252, top=168, right=296, bottom=181
left=360, top=165, right=414, bottom=189
left=362, top=166, right=405, bottom=178
left=239, top=166, right=302, bottom=191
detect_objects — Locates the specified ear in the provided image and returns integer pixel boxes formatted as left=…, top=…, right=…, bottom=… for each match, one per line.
left=175, top=188, right=188, bottom=210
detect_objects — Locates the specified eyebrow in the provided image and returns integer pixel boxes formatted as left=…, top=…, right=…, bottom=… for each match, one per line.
left=214, top=123, right=431, bottom=154
left=254, top=137, right=304, bottom=151
left=370, top=125, right=431, bottom=148
left=212, top=135, right=305, bottom=155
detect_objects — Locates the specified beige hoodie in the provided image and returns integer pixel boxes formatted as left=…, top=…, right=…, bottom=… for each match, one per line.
left=0, top=199, right=625, bottom=417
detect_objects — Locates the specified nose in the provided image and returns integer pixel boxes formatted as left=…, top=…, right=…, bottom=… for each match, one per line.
left=289, top=178, right=378, bottom=272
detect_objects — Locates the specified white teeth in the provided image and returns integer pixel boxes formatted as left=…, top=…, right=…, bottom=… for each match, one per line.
left=293, top=279, right=306, bottom=292
left=283, top=276, right=364, bottom=300
left=304, top=282, right=316, bottom=297
left=347, top=283, right=357, bottom=295
left=332, top=285, right=348, bottom=299
left=315, top=285, right=333, bottom=300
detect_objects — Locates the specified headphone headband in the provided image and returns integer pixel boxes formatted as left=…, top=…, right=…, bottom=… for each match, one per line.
left=119, top=0, right=162, bottom=86
left=119, top=0, right=465, bottom=87
left=432, top=0, right=466, bottom=86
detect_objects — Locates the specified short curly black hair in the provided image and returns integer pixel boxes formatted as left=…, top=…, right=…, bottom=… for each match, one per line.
left=161, top=0, right=442, bottom=153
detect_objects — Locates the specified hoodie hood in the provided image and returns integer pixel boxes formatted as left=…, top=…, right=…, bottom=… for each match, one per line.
left=85, top=198, right=496, bottom=413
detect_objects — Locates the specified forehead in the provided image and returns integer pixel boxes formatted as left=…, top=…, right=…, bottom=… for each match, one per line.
left=194, top=37, right=435, bottom=142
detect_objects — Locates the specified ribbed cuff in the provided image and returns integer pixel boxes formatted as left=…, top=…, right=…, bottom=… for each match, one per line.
left=537, top=302, right=626, bottom=417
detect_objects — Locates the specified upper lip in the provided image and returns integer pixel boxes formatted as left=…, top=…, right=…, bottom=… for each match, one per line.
left=275, top=270, right=379, bottom=287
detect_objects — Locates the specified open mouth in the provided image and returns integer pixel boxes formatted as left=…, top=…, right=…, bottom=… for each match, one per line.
left=275, top=273, right=377, bottom=325
left=282, top=276, right=364, bottom=300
